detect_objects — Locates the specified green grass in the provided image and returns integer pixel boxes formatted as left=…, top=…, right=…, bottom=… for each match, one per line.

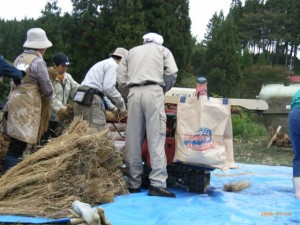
left=231, top=112, right=293, bottom=167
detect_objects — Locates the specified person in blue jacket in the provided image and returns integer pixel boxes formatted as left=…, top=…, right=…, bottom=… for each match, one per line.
left=0, top=55, right=25, bottom=79
left=289, top=89, right=300, bottom=198
left=0, top=55, right=26, bottom=109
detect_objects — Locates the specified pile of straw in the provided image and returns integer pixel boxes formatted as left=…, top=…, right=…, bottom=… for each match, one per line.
left=0, top=117, right=128, bottom=218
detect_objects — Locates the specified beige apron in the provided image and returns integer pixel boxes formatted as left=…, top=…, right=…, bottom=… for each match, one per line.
left=6, top=54, right=42, bottom=144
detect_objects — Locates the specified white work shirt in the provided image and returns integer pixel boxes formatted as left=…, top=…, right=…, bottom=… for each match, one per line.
left=81, top=57, right=124, bottom=108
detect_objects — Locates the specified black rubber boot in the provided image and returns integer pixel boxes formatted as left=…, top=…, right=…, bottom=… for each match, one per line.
left=148, top=185, right=176, bottom=198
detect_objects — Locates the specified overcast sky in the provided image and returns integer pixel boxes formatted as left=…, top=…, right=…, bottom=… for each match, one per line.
left=0, top=0, right=242, bottom=42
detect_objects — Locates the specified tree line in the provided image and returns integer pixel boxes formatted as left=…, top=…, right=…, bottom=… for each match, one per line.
left=0, top=0, right=299, bottom=99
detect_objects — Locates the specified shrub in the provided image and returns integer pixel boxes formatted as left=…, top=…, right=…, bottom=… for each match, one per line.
left=232, top=112, right=268, bottom=139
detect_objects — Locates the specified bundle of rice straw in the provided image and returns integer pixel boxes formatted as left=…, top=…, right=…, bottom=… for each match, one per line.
left=0, top=133, right=9, bottom=158
left=57, top=102, right=74, bottom=126
left=223, top=180, right=251, bottom=192
left=0, top=133, right=9, bottom=172
left=0, top=117, right=128, bottom=218
left=105, top=110, right=127, bottom=123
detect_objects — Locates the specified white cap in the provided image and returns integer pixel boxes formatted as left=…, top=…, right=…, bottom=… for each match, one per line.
left=143, top=32, right=164, bottom=45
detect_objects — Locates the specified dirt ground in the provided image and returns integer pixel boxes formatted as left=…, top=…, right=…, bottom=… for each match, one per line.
left=233, top=137, right=293, bottom=167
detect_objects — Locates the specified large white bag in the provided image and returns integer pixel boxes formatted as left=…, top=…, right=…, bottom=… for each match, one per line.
left=174, top=96, right=236, bottom=171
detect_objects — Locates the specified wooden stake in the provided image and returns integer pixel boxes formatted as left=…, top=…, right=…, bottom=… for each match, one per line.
left=267, top=125, right=282, bottom=149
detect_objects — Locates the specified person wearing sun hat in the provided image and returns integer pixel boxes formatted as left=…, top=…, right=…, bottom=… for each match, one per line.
left=74, top=47, right=128, bottom=130
left=2, top=27, right=54, bottom=171
left=40, top=52, right=80, bottom=145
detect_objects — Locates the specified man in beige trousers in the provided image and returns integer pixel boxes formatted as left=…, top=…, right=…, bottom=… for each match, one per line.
left=118, top=32, right=178, bottom=197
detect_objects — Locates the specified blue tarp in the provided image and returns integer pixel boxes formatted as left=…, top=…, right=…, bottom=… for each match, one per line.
left=0, top=163, right=299, bottom=225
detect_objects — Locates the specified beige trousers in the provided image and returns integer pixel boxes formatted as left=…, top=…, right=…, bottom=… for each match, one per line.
left=74, top=95, right=106, bottom=130
left=125, top=84, right=168, bottom=189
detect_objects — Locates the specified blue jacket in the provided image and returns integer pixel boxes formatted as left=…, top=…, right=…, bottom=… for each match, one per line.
left=0, top=55, right=23, bottom=79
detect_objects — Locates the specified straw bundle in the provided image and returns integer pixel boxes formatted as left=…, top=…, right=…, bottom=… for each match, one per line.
left=105, top=110, right=127, bottom=123
left=37, top=97, right=51, bottom=141
left=0, top=133, right=9, bottom=171
left=57, top=103, right=74, bottom=126
left=0, top=117, right=128, bottom=218
left=223, top=180, right=251, bottom=192
left=0, top=133, right=9, bottom=158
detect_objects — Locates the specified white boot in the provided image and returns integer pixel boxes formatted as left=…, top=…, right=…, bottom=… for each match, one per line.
left=292, top=177, right=300, bottom=198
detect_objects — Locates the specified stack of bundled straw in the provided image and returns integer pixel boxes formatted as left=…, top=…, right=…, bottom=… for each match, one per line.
left=0, top=117, right=128, bottom=218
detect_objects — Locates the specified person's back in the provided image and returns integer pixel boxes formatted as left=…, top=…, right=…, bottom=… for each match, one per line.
left=118, top=32, right=178, bottom=198
left=3, top=28, right=53, bottom=171
left=74, top=48, right=128, bottom=130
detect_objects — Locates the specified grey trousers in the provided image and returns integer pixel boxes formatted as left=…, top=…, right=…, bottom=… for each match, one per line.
left=125, top=84, right=168, bottom=189
left=74, top=95, right=106, bottom=130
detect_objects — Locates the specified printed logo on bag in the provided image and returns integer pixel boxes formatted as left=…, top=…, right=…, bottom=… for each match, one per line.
left=180, top=96, right=186, bottom=103
left=183, top=128, right=216, bottom=151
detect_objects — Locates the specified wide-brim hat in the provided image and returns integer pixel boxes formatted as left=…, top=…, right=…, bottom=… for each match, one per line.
left=109, top=47, right=128, bottom=58
left=23, top=28, right=53, bottom=49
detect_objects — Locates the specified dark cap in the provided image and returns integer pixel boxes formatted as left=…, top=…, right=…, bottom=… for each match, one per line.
left=52, top=53, right=72, bottom=66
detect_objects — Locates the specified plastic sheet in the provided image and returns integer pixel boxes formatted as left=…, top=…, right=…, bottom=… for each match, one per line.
left=0, top=163, right=299, bottom=225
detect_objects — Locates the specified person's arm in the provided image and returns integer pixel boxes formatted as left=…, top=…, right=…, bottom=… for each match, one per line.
left=163, top=48, right=178, bottom=92
left=0, top=55, right=24, bottom=80
left=103, top=63, right=125, bottom=109
left=117, top=57, right=129, bottom=88
left=67, top=73, right=80, bottom=98
left=51, top=83, right=67, bottom=113
left=103, top=96, right=116, bottom=111
left=34, top=60, right=53, bottom=99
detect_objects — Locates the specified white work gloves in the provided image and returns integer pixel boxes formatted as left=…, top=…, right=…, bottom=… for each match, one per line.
left=111, top=99, right=127, bottom=118
left=112, top=105, right=127, bottom=120
left=69, top=200, right=111, bottom=225
left=16, top=63, right=29, bottom=72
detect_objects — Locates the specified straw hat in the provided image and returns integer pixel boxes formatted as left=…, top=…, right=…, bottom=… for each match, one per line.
left=23, top=28, right=53, bottom=49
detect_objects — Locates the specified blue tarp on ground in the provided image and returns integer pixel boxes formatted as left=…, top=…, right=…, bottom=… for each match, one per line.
left=0, top=163, right=299, bottom=225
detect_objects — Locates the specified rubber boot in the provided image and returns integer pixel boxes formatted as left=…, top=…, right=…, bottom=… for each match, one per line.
left=3, top=155, right=19, bottom=171
left=292, top=177, right=300, bottom=198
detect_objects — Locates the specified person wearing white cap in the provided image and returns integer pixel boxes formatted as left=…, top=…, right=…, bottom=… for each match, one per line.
left=74, top=47, right=128, bottom=130
left=117, top=32, right=178, bottom=197
left=2, top=28, right=54, bottom=171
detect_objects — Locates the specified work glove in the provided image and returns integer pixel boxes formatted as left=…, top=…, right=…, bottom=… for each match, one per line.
left=112, top=107, right=118, bottom=114
left=16, top=63, right=28, bottom=77
left=118, top=108, right=127, bottom=119
left=13, top=63, right=28, bottom=86
left=69, top=200, right=111, bottom=225
left=111, top=106, right=127, bottom=121
left=16, top=63, right=29, bottom=74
